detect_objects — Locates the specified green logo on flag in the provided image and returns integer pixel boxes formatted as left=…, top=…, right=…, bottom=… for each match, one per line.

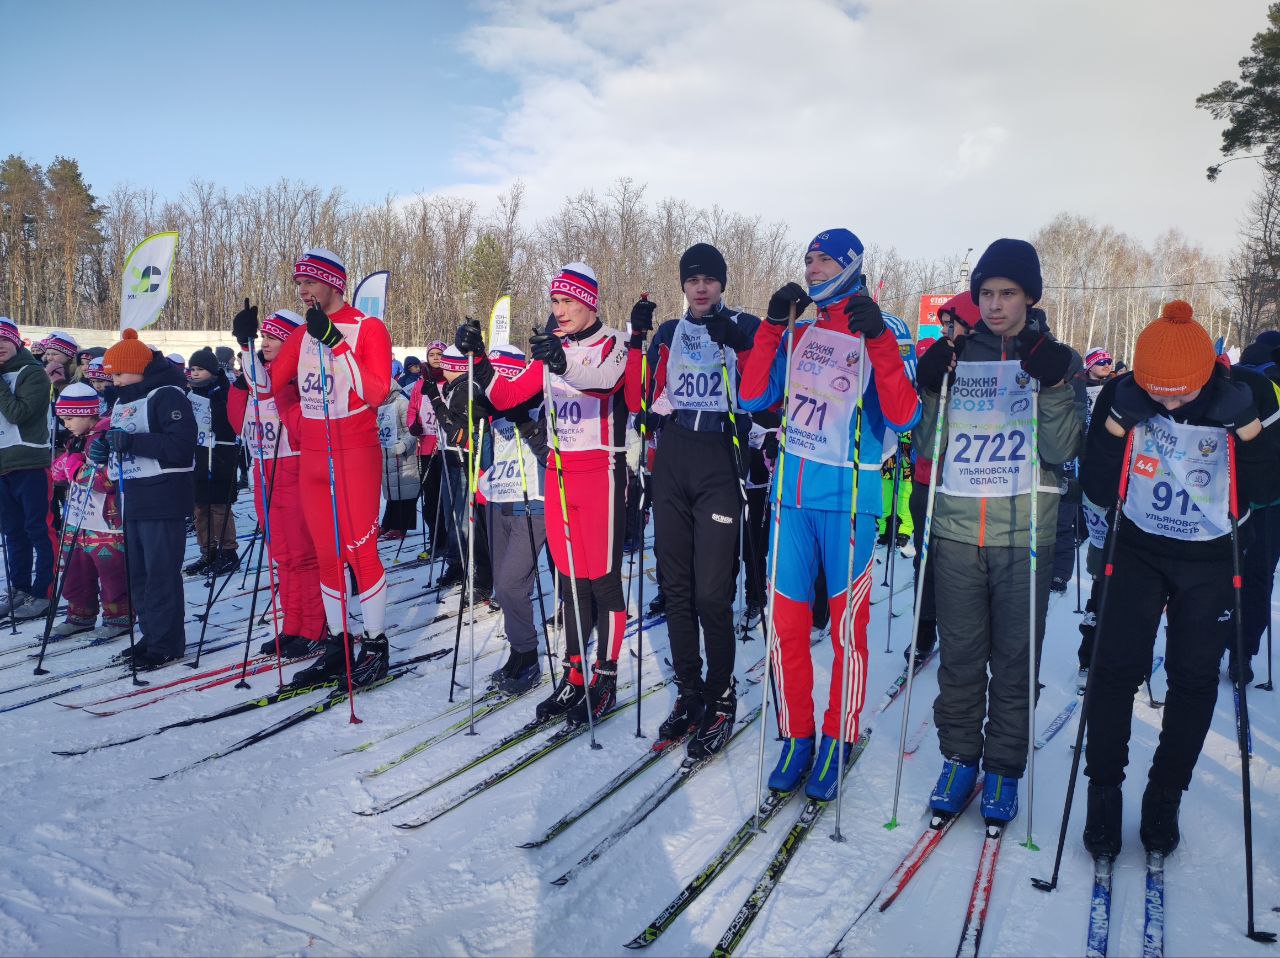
left=130, top=265, right=163, bottom=295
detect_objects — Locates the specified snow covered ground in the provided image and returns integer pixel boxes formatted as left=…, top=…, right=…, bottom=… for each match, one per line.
left=2, top=503, right=1278, bottom=957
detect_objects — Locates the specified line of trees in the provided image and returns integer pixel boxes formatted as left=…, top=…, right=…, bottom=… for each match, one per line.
left=0, top=154, right=1268, bottom=358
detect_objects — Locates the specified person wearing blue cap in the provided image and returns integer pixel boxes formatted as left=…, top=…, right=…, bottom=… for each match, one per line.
left=913, top=238, right=1083, bottom=825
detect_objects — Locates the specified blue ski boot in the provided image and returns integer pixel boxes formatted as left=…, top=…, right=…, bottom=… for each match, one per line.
left=805, top=734, right=855, bottom=802
left=767, top=736, right=814, bottom=793
left=930, top=757, right=979, bottom=816
left=981, top=773, right=1019, bottom=824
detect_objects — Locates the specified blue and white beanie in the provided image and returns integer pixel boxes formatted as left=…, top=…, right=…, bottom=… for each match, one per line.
left=806, top=228, right=865, bottom=308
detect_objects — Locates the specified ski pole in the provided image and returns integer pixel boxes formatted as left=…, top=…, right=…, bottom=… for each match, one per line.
left=0, top=527, right=15, bottom=635
left=465, top=354, right=481, bottom=736
left=882, top=451, right=903, bottom=653
left=1023, top=386, right=1041, bottom=851
left=515, top=416, right=555, bottom=675
left=115, top=450, right=146, bottom=687
left=426, top=452, right=445, bottom=570
left=1258, top=514, right=1274, bottom=692
left=887, top=369, right=951, bottom=830
left=436, top=437, right=465, bottom=604
left=1226, top=433, right=1276, bottom=943
left=1073, top=489, right=1084, bottom=613
left=192, top=446, right=241, bottom=669
left=234, top=423, right=284, bottom=689
left=1032, top=429, right=1135, bottom=893
left=751, top=302, right=797, bottom=832
left=33, top=463, right=98, bottom=674
left=195, top=529, right=258, bottom=622
left=542, top=347, right=600, bottom=749
left=831, top=398, right=865, bottom=843
left=446, top=449, right=473, bottom=703
left=634, top=294, right=653, bottom=737
left=316, top=331, right=360, bottom=723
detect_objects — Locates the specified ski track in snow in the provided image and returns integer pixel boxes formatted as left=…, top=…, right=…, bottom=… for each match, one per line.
left=2, top=519, right=1278, bottom=956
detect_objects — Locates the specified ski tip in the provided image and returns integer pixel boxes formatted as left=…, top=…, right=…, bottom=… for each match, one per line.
left=515, top=840, right=543, bottom=849
left=623, top=933, right=654, bottom=950
left=549, top=875, right=570, bottom=887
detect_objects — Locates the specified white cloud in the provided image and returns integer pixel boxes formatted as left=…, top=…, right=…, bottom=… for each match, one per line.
left=425, top=0, right=1264, bottom=263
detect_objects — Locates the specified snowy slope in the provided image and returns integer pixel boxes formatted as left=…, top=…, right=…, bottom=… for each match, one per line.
left=2, top=509, right=1278, bottom=957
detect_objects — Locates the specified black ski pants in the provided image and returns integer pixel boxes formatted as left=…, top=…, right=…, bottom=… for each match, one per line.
left=909, top=480, right=937, bottom=649
left=652, top=423, right=741, bottom=704
left=744, top=484, right=769, bottom=608
left=1085, top=537, right=1232, bottom=791
left=125, top=517, right=187, bottom=659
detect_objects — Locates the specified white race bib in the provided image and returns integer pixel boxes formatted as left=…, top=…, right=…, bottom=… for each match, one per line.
left=942, top=360, right=1035, bottom=498
left=297, top=321, right=363, bottom=420
left=1082, top=494, right=1109, bottom=549
left=0, top=369, right=47, bottom=451
left=786, top=326, right=863, bottom=467
left=109, top=386, right=195, bottom=481
left=189, top=393, right=214, bottom=448
left=242, top=397, right=295, bottom=459
left=666, top=320, right=730, bottom=412
left=484, top=417, right=543, bottom=503
left=377, top=402, right=399, bottom=449
left=1123, top=416, right=1230, bottom=541
left=66, top=473, right=113, bottom=533
left=549, top=377, right=604, bottom=452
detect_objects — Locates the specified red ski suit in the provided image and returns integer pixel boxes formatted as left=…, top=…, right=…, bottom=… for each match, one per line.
left=228, top=350, right=325, bottom=641
left=484, top=323, right=628, bottom=675
left=270, top=305, right=392, bottom=636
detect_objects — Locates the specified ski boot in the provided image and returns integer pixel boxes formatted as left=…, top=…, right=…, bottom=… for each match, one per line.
left=806, top=734, right=855, bottom=802
left=351, top=634, right=389, bottom=685
left=184, top=551, right=214, bottom=577
left=904, top=619, right=937, bottom=669
left=496, top=649, right=541, bottom=696
left=1139, top=781, right=1182, bottom=855
left=743, top=603, right=763, bottom=631
left=435, top=565, right=465, bottom=591
left=490, top=647, right=521, bottom=685
left=647, top=591, right=666, bottom=616
left=1083, top=783, right=1123, bottom=860
left=135, top=648, right=182, bottom=670
left=687, top=688, right=736, bottom=760
left=569, top=659, right=617, bottom=726
left=290, top=633, right=352, bottom=687
left=10, top=593, right=48, bottom=621
left=117, top=642, right=149, bottom=662
left=897, top=536, right=916, bottom=559
left=535, top=660, right=587, bottom=722
left=86, top=620, right=130, bottom=642
left=207, top=549, right=240, bottom=577
left=657, top=687, right=705, bottom=741
left=768, top=736, right=815, bottom=793
left=930, top=757, right=980, bottom=817
left=52, top=619, right=94, bottom=639
left=1076, top=667, right=1089, bottom=693
left=981, top=773, right=1019, bottom=824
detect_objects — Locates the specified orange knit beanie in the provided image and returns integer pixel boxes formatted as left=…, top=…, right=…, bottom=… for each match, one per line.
left=1132, top=301, right=1216, bottom=397
left=103, top=328, right=153, bottom=376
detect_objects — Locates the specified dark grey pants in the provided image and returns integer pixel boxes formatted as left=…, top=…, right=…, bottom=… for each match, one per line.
left=931, top=535, right=1053, bottom=777
left=490, top=506, right=547, bottom=654
left=125, top=517, right=188, bottom=658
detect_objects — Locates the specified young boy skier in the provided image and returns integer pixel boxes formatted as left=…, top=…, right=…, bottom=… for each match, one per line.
left=1079, top=301, right=1280, bottom=857
left=738, top=229, right=920, bottom=801
left=455, top=263, right=630, bottom=726
left=51, top=383, right=129, bottom=639
left=624, top=242, right=760, bottom=757
left=913, top=238, right=1082, bottom=823
left=184, top=347, right=240, bottom=578
left=98, top=329, right=197, bottom=667
left=0, top=316, right=56, bottom=622
left=269, top=248, right=393, bottom=686
left=227, top=304, right=326, bottom=657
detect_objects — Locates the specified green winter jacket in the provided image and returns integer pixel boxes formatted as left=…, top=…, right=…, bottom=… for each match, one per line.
left=916, top=313, right=1083, bottom=550
left=0, top=348, right=53, bottom=475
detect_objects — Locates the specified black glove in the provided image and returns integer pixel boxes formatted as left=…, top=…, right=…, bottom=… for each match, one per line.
left=455, top=319, right=486, bottom=355
left=87, top=436, right=111, bottom=465
left=407, top=418, right=424, bottom=438
left=1204, top=378, right=1260, bottom=431
left=915, top=337, right=959, bottom=394
left=705, top=311, right=750, bottom=351
left=530, top=333, right=567, bottom=376
left=629, top=298, right=657, bottom=344
left=106, top=428, right=132, bottom=454
left=507, top=403, right=533, bottom=426
left=1016, top=328, right=1072, bottom=386
left=842, top=294, right=887, bottom=339
left=1107, top=376, right=1163, bottom=432
left=423, top=378, right=442, bottom=403
left=232, top=298, right=258, bottom=348
left=306, top=306, right=343, bottom=349
left=766, top=283, right=811, bottom=325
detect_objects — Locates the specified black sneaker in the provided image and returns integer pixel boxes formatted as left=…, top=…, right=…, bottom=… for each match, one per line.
left=351, top=635, right=389, bottom=685
left=536, top=664, right=587, bottom=722
left=687, top=688, right=736, bottom=760
left=1082, top=783, right=1123, bottom=859
left=647, top=592, right=666, bottom=616
left=568, top=660, right=618, bottom=727
left=183, top=552, right=213, bottom=577
left=496, top=649, right=540, bottom=696
left=1140, top=782, right=1182, bottom=855
left=657, top=689, right=705, bottom=741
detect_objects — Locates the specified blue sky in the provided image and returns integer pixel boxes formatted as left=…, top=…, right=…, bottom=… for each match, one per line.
left=1, top=0, right=510, bottom=203
left=1, top=0, right=1269, bottom=260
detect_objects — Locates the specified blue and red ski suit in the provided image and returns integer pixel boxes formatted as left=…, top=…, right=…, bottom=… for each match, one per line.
left=738, top=305, right=919, bottom=741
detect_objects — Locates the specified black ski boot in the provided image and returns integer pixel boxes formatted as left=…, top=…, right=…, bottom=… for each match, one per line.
left=208, top=548, right=240, bottom=577
left=184, top=551, right=213, bottom=577
left=535, top=663, right=587, bottom=722
left=1082, top=783, right=1123, bottom=859
left=290, top=633, right=352, bottom=687
left=657, top=688, right=705, bottom=741
left=496, top=649, right=540, bottom=696
left=490, top=647, right=519, bottom=685
left=435, top=565, right=465, bottom=590
left=351, top=634, right=389, bottom=685
left=281, top=634, right=326, bottom=659
left=647, top=592, right=666, bottom=616
left=568, top=659, right=618, bottom=726
left=687, top=687, right=737, bottom=760
left=1140, top=781, right=1182, bottom=855
left=905, top=618, right=938, bottom=667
